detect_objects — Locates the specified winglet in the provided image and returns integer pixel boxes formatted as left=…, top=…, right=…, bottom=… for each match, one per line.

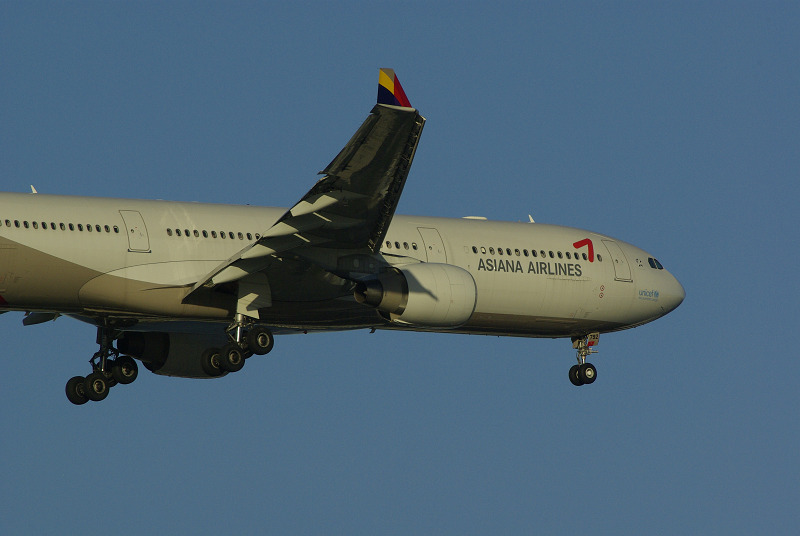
left=377, top=68, right=412, bottom=108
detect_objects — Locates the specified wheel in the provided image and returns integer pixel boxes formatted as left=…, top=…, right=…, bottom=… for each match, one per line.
left=111, top=355, right=138, bottom=385
left=201, top=347, right=224, bottom=377
left=246, top=325, right=274, bottom=355
left=84, top=371, right=110, bottom=401
left=219, top=343, right=245, bottom=373
left=578, top=363, right=597, bottom=384
left=569, top=365, right=584, bottom=386
left=66, top=376, right=89, bottom=405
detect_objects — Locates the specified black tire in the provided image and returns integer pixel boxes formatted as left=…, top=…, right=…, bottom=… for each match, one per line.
left=66, top=376, right=89, bottom=405
left=84, top=371, right=110, bottom=401
left=246, top=325, right=274, bottom=356
left=579, top=363, right=597, bottom=385
left=201, top=347, right=224, bottom=377
left=219, top=343, right=245, bottom=373
left=569, top=365, right=583, bottom=386
left=112, top=355, right=138, bottom=385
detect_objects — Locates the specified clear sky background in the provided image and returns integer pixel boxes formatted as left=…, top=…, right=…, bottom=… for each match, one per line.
left=1, top=2, right=798, bottom=534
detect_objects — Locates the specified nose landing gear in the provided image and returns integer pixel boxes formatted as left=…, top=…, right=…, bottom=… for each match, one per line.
left=569, top=333, right=598, bottom=386
left=64, top=325, right=139, bottom=405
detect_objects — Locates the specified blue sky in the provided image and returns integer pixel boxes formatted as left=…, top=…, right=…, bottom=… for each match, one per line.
left=1, top=2, right=798, bottom=534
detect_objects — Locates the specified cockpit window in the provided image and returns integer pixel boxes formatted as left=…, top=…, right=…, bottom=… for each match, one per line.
left=648, top=257, right=665, bottom=270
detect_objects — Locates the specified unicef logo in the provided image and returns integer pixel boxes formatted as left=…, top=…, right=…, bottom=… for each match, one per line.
left=639, top=289, right=660, bottom=300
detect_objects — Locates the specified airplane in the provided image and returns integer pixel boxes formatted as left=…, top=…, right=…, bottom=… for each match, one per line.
left=0, top=69, right=684, bottom=405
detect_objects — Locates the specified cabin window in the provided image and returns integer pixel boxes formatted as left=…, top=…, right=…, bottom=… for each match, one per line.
left=472, top=246, right=478, bottom=253
left=86, top=224, right=92, bottom=232
left=395, top=241, right=400, bottom=249
left=211, top=231, right=217, bottom=238
left=480, top=247, right=486, bottom=254
left=3, top=220, right=8, bottom=227
left=32, top=221, right=38, bottom=229
left=14, top=220, right=20, bottom=228
left=514, top=249, right=520, bottom=256
left=68, top=223, right=74, bottom=231
left=498, top=248, right=503, bottom=255
left=597, top=254, right=603, bottom=262
left=412, top=243, right=418, bottom=250
left=113, top=226, right=119, bottom=233
left=523, top=249, right=529, bottom=257
left=238, top=232, right=244, bottom=240
left=228, top=232, right=234, bottom=239
left=489, top=247, right=495, bottom=255
left=246, top=233, right=252, bottom=240
left=557, top=251, right=563, bottom=259
left=194, top=230, right=199, bottom=237
left=167, top=229, right=173, bottom=236
left=403, top=242, right=409, bottom=250
left=202, top=230, right=208, bottom=238
left=77, top=224, right=83, bottom=231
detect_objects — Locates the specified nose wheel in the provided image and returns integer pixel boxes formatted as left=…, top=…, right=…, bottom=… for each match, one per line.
left=569, top=333, right=599, bottom=387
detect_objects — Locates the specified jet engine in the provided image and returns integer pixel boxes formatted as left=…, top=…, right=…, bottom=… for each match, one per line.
left=117, top=331, right=229, bottom=379
left=354, top=263, right=477, bottom=327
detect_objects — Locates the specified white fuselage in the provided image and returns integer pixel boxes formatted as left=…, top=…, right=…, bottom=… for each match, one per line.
left=0, top=192, right=684, bottom=338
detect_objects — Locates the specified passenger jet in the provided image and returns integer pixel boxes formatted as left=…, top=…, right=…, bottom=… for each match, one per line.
left=0, top=69, right=684, bottom=404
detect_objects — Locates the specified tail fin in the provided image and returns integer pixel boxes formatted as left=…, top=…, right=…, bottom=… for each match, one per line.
left=377, top=68, right=412, bottom=108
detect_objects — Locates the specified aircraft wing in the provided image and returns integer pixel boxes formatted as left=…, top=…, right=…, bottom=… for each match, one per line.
left=189, top=69, right=425, bottom=293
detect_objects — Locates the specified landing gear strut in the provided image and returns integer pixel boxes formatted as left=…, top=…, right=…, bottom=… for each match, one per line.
left=64, top=324, right=139, bottom=405
left=217, top=314, right=274, bottom=374
left=569, top=333, right=598, bottom=386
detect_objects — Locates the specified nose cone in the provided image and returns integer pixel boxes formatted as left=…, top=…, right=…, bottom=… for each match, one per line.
left=661, top=272, right=685, bottom=314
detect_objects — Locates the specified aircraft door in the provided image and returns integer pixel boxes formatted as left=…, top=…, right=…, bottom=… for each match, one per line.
left=417, top=227, right=447, bottom=263
left=119, top=210, right=151, bottom=253
left=602, top=239, right=632, bottom=282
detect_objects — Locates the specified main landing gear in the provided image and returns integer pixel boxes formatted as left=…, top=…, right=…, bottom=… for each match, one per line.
left=569, top=333, right=599, bottom=387
left=65, top=326, right=139, bottom=405
left=200, top=314, right=275, bottom=377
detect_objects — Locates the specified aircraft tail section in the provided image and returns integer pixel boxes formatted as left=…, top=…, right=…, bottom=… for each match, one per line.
left=377, top=68, right=412, bottom=108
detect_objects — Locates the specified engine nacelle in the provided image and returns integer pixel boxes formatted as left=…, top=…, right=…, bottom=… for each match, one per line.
left=117, top=331, right=229, bottom=379
left=354, top=263, right=477, bottom=327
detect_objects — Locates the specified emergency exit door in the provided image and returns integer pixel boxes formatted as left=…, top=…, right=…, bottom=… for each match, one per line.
left=119, top=210, right=151, bottom=252
left=417, top=227, right=447, bottom=263
left=602, top=239, right=632, bottom=282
